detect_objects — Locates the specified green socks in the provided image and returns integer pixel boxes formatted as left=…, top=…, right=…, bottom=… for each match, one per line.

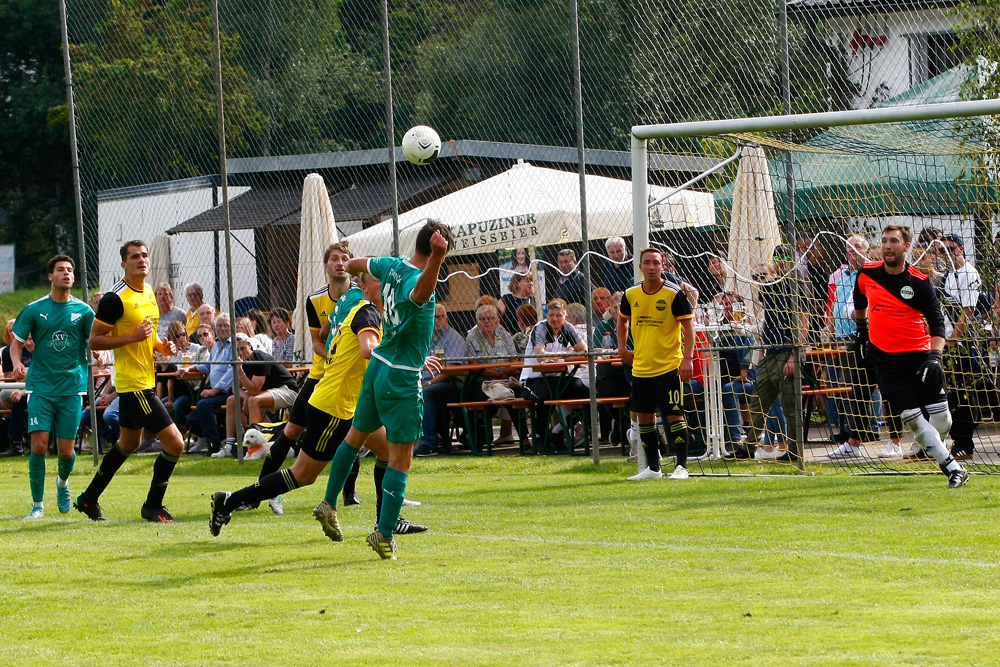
left=324, top=440, right=361, bottom=505
left=29, top=451, right=45, bottom=504
left=377, top=466, right=407, bottom=539
left=58, top=452, right=76, bottom=485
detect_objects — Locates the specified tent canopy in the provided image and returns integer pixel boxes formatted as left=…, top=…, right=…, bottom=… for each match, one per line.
left=714, top=65, right=998, bottom=223
left=346, top=161, right=715, bottom=257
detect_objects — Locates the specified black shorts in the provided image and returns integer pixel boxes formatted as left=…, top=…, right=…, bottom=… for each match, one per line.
left=288, top=377, right=319, bottom=427
left=118, top=389, right=174, bottom=433
left=629, top=370, right=683, bottom=417
left=296, top=403, right=353, bottom=462
left=870, top=347, right=946, bottom=414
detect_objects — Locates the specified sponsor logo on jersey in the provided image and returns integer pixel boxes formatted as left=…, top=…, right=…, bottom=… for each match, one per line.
left=39, top=313, right=48, bottom=320
left=900, top=286, right=914, bottom=300
left=50, top=330, right=69, bottom=352
left=71, top=313, right=82, bottom=323
left=655, top=299, right=667, bottom=312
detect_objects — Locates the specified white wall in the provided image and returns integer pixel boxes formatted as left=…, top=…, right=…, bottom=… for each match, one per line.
left=822, top=9, right=962, bottom=109
left=97, top=185, right=255, bottom=311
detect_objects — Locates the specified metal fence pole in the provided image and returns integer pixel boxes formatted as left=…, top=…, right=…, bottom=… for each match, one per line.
left=382, top=0, right=400, bottom=256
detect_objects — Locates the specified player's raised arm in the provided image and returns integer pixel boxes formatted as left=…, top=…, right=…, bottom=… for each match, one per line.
left=411, top=231, right=449, bottom=305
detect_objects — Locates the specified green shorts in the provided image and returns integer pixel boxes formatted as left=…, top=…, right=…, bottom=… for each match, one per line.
left=353, top=358, right=423, bottom=445
left=27, top=393, right=83, bottom=440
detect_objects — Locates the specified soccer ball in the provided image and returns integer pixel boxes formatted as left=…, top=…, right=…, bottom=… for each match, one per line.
left=243, top=428, right=266, bottom=448
left=402, top=125, right=441, bottom=165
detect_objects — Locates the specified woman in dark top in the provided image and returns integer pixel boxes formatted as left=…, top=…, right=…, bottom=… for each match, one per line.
left=498, top=272, right=534, bottom=335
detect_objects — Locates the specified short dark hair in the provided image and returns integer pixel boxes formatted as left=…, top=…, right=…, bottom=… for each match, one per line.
left=120, top=240, right=147, bottom=262
left=47, top=254, right=75, bottom=274
left=639, top=248, right=662, bottom=262
left=323, top=241, right=352, bottom=264
left=414, top=219, right=454, bottom=256
left=269, top=307, right=292, bottom=325
left=883, top=224, right=913, bottom=244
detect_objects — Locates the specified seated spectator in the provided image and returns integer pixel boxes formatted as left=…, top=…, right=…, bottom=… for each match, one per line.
left=520, top=299, right=589, bottom=450
left=465, top=303, right=520, bottom=445
left=498, top=272, right=534, bottom=334
left=159, top=321, right=207, bottom=427
left=564, top=302, right=590, bottom=387
left=269, top=307, right=295, bottom=361
left=427, top=304, right=466, bottom=361
left=181, top=315, right=233, bottom=454
left=0, top=320, right=32, bottom=457
left=192, top=302, right=217, bottom=345
left=553, top=248, right=591, bottom=306
left=594, top=292, right=628, bottom=444
left=603, top=237, right=634, bottom=294
left=215, top=332, right=298, bottom=458
left=513, top=303, right=537, bottom=353
left=154, top=282, right=187, bottom=340
left=592, top=287, right=611, bottom=321
left=416, top=305, right=469, bottom=456
left=247, top=308, right=272, bottom=341
left=80, top=349, right=119, bottom=450
left=235, top=315, right=273, bottom=354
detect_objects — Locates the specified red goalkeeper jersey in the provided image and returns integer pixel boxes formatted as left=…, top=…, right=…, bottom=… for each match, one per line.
left=853, top=261, right=946, bottom=353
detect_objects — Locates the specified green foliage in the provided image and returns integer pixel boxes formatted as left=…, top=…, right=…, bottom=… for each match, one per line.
left=71, top=0, right=265, bottom=186
left=1, top=456, right=998, bottom=665
left=0, top=0, right=77, bottom=286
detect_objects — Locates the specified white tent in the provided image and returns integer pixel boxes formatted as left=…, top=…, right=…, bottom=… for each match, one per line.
left=346, top=161, right=715, bottom=257
left=293, top=174, right=339, bottom=361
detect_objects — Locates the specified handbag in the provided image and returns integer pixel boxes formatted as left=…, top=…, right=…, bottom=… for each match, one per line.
left=482, top=378, right=516, bottom=401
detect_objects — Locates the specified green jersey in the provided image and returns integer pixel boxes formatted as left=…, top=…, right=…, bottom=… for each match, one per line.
left=367, top=256, right=434, bottom=372
left=325, top=286, right=364, bottom=350
left=12, top=295, right=95, bottom=396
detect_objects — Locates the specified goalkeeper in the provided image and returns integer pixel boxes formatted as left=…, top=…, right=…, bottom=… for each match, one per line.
left=853, top=225, right=968, bottom=488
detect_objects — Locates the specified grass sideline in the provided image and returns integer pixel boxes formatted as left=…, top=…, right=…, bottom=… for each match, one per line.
left=0, top=454, right=997, bottom=666
left=0, top=286, right=86, bottom=323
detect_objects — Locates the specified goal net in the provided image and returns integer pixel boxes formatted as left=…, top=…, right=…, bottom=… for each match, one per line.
left=632, top=73, right=1000, bottom=476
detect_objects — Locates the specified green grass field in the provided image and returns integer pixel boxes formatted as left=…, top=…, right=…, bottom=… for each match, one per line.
left=1, top=454, right=997, bottom=666
left=0, top=286, right=87, bottom=324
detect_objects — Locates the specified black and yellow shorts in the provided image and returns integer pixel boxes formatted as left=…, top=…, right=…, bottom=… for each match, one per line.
left=297, top=403, right=353, bottom=462
left=119, top=389, right=174, bottom=434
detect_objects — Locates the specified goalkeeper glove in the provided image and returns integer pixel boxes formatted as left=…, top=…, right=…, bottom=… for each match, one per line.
left=852, top=319, right=870, bottom=368
left=917, top=349, right=945, bottom=389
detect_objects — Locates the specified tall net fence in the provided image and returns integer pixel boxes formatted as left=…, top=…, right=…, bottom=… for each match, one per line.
left=61, top=0, right=1000, bottom=470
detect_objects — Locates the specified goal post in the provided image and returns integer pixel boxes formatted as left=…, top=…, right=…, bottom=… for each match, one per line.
left=630, top=97, right=1000, bottom=475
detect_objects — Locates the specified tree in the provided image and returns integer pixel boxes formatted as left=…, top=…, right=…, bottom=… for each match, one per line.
left=0, top=0, right=76, bottom=285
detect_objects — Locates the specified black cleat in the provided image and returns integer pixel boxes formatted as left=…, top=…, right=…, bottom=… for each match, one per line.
left=74, top=494, right=107, bottom=522
left=394, top=517, right=428, bottom=535
left=947, top=468, right=969, bottom=489
left=209, top=491, right=232, bottom=536
left=343, top=491, right=361, bottom=506
left=141, top=503, right=176, bottom=523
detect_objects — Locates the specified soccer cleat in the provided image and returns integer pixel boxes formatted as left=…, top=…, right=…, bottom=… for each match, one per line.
left=668, top=465, right=690, bottom=480
left=56, top=484, right=72, bottom=514
left=141, top=503, right=176, bottom=523
left=269, top=496, right=284, bottom=515
left=878, top=443, right=904, bottom=459
left=395, top=517, right=428, bottom=535
left=24, top=506, right=44, bottom=520
left=366, top=530, right=398, bottom=560
left=951, top=446, right=974, bottom=461
left=627, top=467, right=663, bottom=481
left=947, top=468, right=970, bottom=489
left=827, top=443, right=861, bottom=460
left=343, top=491, right=361, bottom=506
left=209, top=491, right=232, bottom=536
left=74, top=494, right=107, bottom=522
left=312, top=500, right=343, bottom=542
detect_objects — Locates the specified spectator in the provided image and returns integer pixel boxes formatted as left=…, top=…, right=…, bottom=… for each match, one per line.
left=594, top=292, right=629, bottom=444
left=941, top=233, right=981, bottom=341
left=184, top=283, right=212, bottom=336
left=155, top=283, right=187, bottom=339
left=591, top=287, right=611, bottom=322
left=717, top=292, right=761, bottom=457
left=193, top=303, right=217, bottom=345
left=428, top=304, right=466, bottom=361
left=520, top=299, right=588, bottom=450
left=564, top=302, right=590, bottom=388
left=181, top=314, right=234, bottom=454
left=235, top=315, right=273, bottom=354
left=214, top=332, right=298, bottom=458
left=553, top=248, right=590, bottom=306
left=159, top=321, right=207, bottom=425
left=513, top=303, right=537, bottom=353
left=703, top=253, right=729, bottom=301
left=269, top=307, right=295, bottom=361
left=415, top=304, right=467, bottom=456
left=743, top=246, right=807, bottom=462
left=498, top=272, right=534, bottom=335
left=603, top=237, right=634, bottom=294
left=247, top=309, right=272, bottom=340
left=0, top=321, right=33, bottom=457
left=465, top=303, right=520, bottom=446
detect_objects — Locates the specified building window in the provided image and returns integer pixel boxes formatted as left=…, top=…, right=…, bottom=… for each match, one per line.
left=909, top=32, right=969, bottom=86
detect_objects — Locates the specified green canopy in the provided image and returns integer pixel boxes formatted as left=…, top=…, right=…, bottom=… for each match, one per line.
left=714, top=66, right=998, bottom=224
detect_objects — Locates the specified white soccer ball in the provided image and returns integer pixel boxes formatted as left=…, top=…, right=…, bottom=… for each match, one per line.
left=402, top=125, right=441, bottom=165
left=243, top=428, right=266, bottom=448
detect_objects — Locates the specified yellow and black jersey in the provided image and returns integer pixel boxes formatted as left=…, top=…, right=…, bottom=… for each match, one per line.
left=95, top=279, right=159, bottom=392
left=309, top=300, right=382, bottom=419
left=620, top=280, right=693, bottom=377
left=305, top=284, right=340, bottom=380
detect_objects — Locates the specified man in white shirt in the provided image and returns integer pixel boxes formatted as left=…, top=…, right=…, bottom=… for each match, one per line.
left=941, top=233, right=981, bottom=340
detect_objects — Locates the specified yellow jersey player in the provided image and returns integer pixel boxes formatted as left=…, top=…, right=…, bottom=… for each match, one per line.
left=75, top=240, right=188, bottom=522
left=210, top=271, right=383, bottom=535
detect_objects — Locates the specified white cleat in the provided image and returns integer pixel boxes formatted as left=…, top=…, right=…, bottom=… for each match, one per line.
left=627, top=467, right=664, bottom=481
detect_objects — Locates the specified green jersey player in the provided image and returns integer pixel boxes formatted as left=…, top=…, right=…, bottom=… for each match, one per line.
left=11, top=254, right=95, bottom=519
left=319, top=219, right=453, bottom=559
